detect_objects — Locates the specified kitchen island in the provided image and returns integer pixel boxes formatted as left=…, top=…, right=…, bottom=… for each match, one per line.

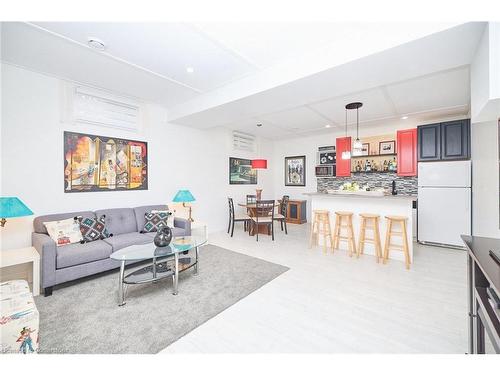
left=304, top=192, right=416, bottom=262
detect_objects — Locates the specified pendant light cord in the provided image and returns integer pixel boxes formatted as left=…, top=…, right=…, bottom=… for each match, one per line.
left=356, top=107, right=360, bottom=140
left=345, top=108, right=347, bottom=137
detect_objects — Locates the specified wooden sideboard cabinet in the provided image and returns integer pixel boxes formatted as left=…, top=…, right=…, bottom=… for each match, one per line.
left=285, top=199, right=307, bottom=224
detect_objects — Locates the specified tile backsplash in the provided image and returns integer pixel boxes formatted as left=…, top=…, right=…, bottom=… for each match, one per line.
left=317, top=172, right=418, bottom=196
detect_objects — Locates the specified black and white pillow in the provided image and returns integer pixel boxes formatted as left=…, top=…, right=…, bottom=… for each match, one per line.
left=77, top=215, right=112, bottom=243
left=142, top=211, right=172, bottom=233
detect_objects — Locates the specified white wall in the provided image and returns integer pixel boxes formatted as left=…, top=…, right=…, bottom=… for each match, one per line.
left=469, top=22, right=500, bottom=239
left=471, top=22, right=500, bottom=123
left=470, top=24, right=490, bottom=120
left=471, top=120, right=500, bottom=238
left=0, top=64, right=274, bottom=250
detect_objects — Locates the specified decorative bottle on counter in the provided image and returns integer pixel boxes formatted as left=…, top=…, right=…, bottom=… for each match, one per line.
left=365, top=159, right=371, bottom=172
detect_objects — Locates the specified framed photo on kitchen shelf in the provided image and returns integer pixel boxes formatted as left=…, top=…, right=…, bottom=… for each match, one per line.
left=318, top=151, right=335, bottom=165
left=361, top=143, right=370, bottom=156
left=379, top=140, right=395, bottom=155
left=285, top=156, right=306, bottom=186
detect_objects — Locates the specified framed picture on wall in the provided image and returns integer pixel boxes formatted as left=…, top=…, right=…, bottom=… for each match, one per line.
left=379, top=140, right=396, bottom=155
left=285, top=156, right=306, bottom=186
left=361, top=143, right=370, bottom=156
left=64, top=131, right=148, bottom=193
left=229, top=157, right=257, bottom=185
left=319, top=151, right=335, bottom=165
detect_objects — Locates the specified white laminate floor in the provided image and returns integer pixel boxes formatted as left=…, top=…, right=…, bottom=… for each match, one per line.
left=160, top=223, right=468, bottom=353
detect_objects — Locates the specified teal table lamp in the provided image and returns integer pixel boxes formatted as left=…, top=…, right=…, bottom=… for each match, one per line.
left=172, top=190, right=195, bottom=222
left=0, top=197, right=34, bottom=227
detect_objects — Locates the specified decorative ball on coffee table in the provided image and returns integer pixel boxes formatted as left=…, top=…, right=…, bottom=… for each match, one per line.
left=154, top=226, right=172, bottom=247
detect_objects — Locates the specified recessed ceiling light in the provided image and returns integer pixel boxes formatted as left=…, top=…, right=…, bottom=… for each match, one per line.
left=256, top=123, right=263, bottom=127
left=401, top=116, right=409, bottom=120
left=87, top=37, right=106, bottom=51
left=186, top=67, right=194, bottom=73
left=325, top=124, right=331, bottom=128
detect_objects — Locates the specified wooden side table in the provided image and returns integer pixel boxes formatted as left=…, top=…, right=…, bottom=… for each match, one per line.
left=285, top=199, right=307, bottom=224
left=0, top=247, right=40, bottom=296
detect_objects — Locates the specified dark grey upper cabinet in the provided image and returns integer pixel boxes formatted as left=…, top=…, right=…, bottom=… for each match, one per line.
left=441, top=119, right=470, bottom=160
left=418, top=123, right=441, bottom=161
left=418, top=119, right=470, bottom=162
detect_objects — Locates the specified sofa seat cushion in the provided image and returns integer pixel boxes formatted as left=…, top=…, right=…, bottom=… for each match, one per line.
left=56, top=240, right=113, bottom=269
left=94, top=208, right=137, bottom=236
left=143, top=227, right=186, bottom=239
left=103, top=232, right=153, bottom=252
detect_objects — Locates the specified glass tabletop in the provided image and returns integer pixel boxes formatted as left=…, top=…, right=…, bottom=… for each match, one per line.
left=110, top=235, right=208, bottom=261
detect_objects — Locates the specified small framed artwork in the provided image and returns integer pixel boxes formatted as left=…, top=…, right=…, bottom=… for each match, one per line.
left=285, top=156, right=306, bottom=186
left=229, top=157, right=257, bottom=185
left=361, top=143, right=370, bottom=156
left=379, top=140, right=396, bottom=155
left=319, top=151, right=335, bottom=165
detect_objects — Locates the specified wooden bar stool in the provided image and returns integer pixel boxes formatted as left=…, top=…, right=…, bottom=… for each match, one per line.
left=383, top=215, right=411, bottom=269
left=332, top=211, right=357, bottom=257
left=358, top=213, right=382, bottom=262
left=309, top=210, right=333, bottom=254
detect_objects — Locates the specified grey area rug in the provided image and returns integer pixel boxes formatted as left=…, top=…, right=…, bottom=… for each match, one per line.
left=34, top=245, right=288, bottom=354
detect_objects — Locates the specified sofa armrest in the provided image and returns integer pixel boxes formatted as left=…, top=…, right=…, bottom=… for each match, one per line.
left=174, top=217, right=191, bottom=236
left=32, top=233, right=57, bottom=289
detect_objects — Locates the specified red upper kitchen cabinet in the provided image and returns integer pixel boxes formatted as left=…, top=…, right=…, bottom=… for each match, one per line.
left=397, top=128, right=417, bottom=176
left=336, top=136, right=351, bottom=177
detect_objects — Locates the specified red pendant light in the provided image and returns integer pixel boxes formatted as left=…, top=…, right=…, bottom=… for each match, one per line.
left=251, top=159, right=267, bottom=169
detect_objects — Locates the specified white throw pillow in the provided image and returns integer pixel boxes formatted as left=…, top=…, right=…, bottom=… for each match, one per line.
left=151, top=210, right=175, bottom=227
left=44, top=217, right=83, bottom=246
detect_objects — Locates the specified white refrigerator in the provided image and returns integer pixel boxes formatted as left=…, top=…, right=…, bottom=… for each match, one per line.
left=417, top=160, right=471, bottom=248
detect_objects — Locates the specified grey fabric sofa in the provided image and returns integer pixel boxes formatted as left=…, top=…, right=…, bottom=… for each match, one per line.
left=32, top=205, right=191, bottom=296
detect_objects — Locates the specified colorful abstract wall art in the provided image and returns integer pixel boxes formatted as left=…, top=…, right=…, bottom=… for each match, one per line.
left=64, top=131, right=148, bottom=193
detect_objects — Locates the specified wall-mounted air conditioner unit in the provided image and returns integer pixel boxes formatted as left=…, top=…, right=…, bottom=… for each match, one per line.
left=62, top=83, right=141, bottom=132
left=232, top=131, right=255, bottom=152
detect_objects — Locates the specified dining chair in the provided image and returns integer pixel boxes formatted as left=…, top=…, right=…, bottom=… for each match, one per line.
left=227, top=197, right=249, bottom=237
left=249, top=199, right=275, bottom=241
left=274, top=195, right=289, bottom=234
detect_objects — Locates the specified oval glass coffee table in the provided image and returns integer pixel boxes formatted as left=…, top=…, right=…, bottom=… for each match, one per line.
left=110, top=235, right=207, bottom=306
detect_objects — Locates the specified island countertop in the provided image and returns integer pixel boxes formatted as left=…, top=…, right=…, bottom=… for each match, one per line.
left=304, top=192, right=417, bottom=201
left=306, top=191, right=415, bottom=262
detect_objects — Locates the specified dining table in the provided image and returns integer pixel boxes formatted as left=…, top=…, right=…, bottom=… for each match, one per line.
left=238, top=202, right=280, bottom=236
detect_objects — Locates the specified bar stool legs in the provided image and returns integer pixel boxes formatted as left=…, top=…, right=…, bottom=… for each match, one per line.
left=358, top=214, right=382, bottom=262
left=383, top=215, right=411, bottom=269
left=309, top=210, right=333, bottom=254
left=332, top=212, right=357, bottom=256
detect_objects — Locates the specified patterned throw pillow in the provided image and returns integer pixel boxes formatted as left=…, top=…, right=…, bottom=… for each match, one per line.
left=43, top=217, right=83, bottom=247
left=151, top=210, right=175, bottom=228
left=143, top=211, right=172, bottom=233
left=78, top=215, right=112, bottom=243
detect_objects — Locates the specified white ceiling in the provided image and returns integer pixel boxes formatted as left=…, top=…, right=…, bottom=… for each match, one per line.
left=215, top=67, right=470, bottom=140
left=0, top=21, right=483, bottom=139
left=30, top=22, right=259, bottom=92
